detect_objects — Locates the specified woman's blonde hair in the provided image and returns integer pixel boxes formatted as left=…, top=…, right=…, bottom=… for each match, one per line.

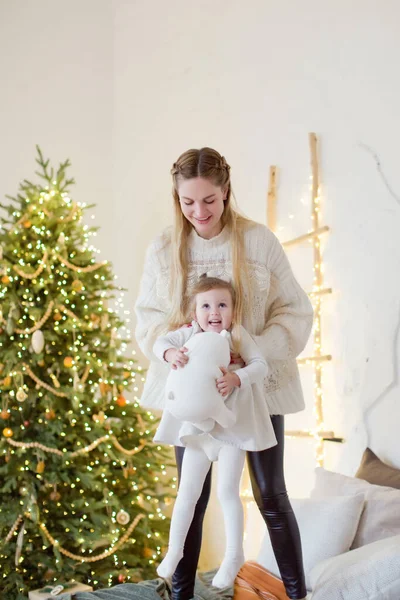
left=168, top=147, right=253, bottom=333
left=189, top=275, right=241, bottom=351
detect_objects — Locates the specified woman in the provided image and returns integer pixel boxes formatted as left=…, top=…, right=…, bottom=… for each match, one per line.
left=135, top=147, right=313, bottom=600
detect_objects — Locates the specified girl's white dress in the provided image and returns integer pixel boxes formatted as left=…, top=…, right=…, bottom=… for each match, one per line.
left=152, top=322, right=277, bottom=460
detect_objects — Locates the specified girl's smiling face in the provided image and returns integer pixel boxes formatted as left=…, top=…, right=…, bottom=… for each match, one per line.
left=195, top=288, right=233, bottom=333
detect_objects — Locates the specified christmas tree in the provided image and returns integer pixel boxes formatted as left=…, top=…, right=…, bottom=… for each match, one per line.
left=0, top=148, right=172, bottom=599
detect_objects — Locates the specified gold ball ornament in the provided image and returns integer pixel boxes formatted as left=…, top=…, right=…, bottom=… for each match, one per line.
left=53, top=312, right=62, bottom=321
left=1, top=275, right=10, bottom=285
left=23, top=220, right=32, bottom=228
left=38, top=359, right=45, bottom=367
left=116, top=509, right=130, bottom=525
left=72, top=279, right=83, bottom=292
left=63, top=356, right=74, bottom=368
left=3, top=427, right=13, bottom=438
left=36, top=460, right=45, bottom=474
left=123, top=370, right=131, bottom=379
left=92, top=411, right=105, bottom=424
left=2, top=375, right=12, bottom=387
left=16, top=388, right=28, bottom=402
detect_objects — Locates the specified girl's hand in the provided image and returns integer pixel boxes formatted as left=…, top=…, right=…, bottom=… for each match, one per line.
left=216, top=367, right=241, bottom=397
left=164, top=347, right=189, bottom=369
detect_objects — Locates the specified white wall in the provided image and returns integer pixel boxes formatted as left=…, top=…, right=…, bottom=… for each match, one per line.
left=1, top=0, right=400, bottom=573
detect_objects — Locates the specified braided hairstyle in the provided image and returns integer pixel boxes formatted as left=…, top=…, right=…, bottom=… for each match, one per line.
left=168, top=147, right=253, bottom=335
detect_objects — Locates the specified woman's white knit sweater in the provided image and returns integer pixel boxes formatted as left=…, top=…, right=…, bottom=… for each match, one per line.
left=135, top=222, right=313, bottom=415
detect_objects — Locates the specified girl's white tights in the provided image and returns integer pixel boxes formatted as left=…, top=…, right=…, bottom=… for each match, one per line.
left=157, top=444, right=246, bottom=588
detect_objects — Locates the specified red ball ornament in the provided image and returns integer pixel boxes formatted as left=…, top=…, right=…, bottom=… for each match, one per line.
left=24, top=420, right=30, bottom=427
left=118, top=574, right=126, bottom=583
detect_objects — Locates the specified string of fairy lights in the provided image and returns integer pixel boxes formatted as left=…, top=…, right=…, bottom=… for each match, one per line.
left=270, top=133, right=343, bottom=466
left=0, top=184, right=173, bottom=590
left=241, top=133, right=342, bottom=531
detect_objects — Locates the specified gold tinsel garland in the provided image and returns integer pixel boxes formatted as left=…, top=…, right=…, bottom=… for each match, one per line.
left=6, top=435, right=146, bottom=458
left=6, top=512, right=145, bottom=563
left=54, top=252, right=107, bottom=274
left=5, top=515, right=23, bottom=543
left=0, top=302, right=93, bottom=335
left=22, top=363, right=68, bottom=398
left=6, top=244, right=106, bottom=281
left=12, top=250, right=49, bottom=280
left=13, top=301, right=54, bottom=335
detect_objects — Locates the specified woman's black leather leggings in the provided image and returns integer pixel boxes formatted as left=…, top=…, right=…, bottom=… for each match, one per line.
left=170, top=416, right=307, bottom=600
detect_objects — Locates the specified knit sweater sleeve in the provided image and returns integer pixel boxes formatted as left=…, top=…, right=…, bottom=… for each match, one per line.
left=153, top=326, right=194, bottom=363
left=134, top=239, right=169, bottom=361
left=253, top=231, right=314, bottom=360
left=234, top=326, right=268, bottom=389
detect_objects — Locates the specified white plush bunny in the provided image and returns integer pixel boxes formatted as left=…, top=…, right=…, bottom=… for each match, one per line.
left=165, top=330, right=236, bottom=432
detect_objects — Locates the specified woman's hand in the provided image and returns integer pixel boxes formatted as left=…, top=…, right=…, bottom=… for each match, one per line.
left=230, top=352, right=245, bottom=368
left=164, top=347, right=189, bottom=370
left=216, top=367, right=241, bottom=397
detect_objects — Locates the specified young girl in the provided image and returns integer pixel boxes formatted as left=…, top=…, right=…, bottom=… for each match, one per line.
left=153, top=276, right=277, bottom=589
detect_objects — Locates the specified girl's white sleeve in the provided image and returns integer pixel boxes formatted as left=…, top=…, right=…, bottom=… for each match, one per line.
left=254, top=233, right=314, bottom=361
left=153, top=327, right=194, bottom=363
left=134, top=241, right=168, bottom=361
left=234, top=327, right=268, bottom=389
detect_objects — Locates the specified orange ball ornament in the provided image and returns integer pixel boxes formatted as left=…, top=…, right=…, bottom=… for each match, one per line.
left=2, top=427, right=13, bottom=438
left=116, top=395, right=127, bottom=407
left=142, top=547, right=153, bottom=559
left=1, top=410, right=10, bottom=420
left=2, top=376, right=12, bottom=387
left=63, top=356, right=74, bottom=368
left=1, top=275, right=10, bottom=285
left=53, top=312, right=62, bottom=322
left=23, top=220, right=32, bottom=228
left=45, top=409, right=56, bottom=421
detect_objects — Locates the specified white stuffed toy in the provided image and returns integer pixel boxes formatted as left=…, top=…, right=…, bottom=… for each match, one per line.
left=165, top=330, right=236, bottom=432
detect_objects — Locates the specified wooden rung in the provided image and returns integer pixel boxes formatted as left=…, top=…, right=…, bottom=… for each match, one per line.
left=308, top=287, right=332, bottom=298
left=285, top=430, right=333, bottom=438
left=282, top=225, right=330, bottom=248
left=297, top=355, right=332, bottom=364
left=285, top=430, right=344, bottom=442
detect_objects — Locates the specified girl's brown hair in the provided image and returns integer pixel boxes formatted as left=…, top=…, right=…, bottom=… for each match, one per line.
left=168, top=147, right=253, bottom=332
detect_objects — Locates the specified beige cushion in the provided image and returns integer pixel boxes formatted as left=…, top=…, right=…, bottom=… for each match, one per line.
left=311, top=467, right=400, bottom=548
left=310, top=534, right=400, bottom=600
left=356, top=447, right=400, bottom=490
